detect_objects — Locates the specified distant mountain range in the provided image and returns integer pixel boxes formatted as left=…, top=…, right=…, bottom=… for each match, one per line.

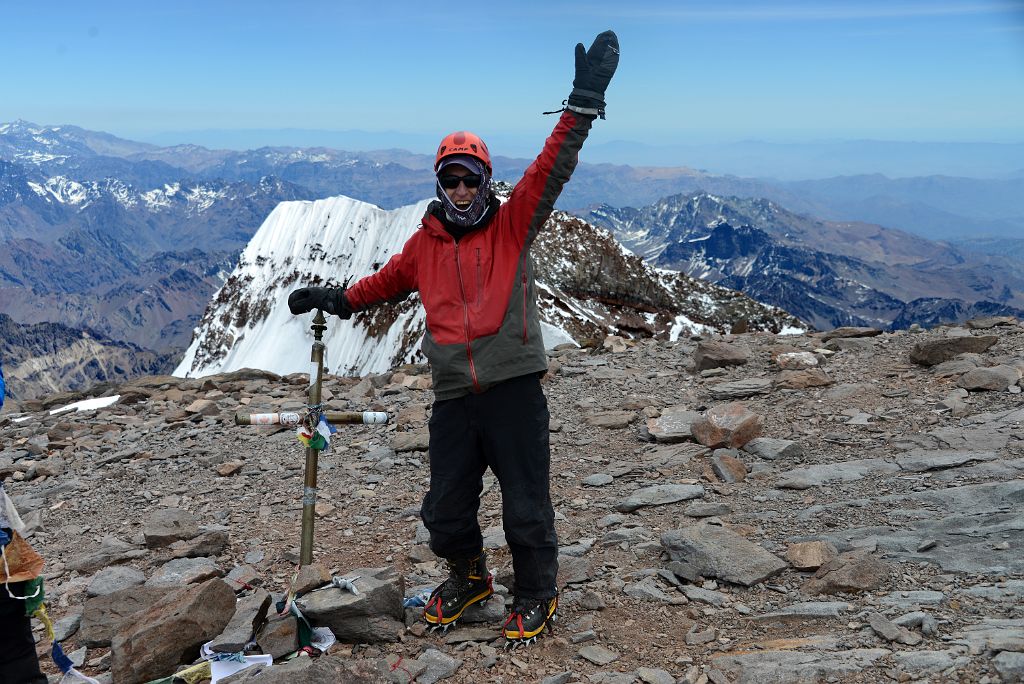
left=587, top=193, right=1024, bottom=331
left=4, top=120, right=1022, bottom=240
left=2, top=119, right=1022, bottom=396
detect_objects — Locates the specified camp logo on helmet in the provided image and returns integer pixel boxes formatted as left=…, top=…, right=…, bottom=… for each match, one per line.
left=435, top=131, right=492, bottom=173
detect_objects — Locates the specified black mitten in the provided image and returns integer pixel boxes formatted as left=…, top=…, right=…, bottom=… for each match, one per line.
left=567, top=30, right=619, bottom=117
left=287, top=286, right=353, bottom=319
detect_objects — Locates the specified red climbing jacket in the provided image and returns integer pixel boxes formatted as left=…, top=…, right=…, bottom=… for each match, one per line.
left=345, top=110, right=593, bottom=400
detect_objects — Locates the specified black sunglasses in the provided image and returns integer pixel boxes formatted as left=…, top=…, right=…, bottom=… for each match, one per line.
left=437, top=173, right=483, bottom=190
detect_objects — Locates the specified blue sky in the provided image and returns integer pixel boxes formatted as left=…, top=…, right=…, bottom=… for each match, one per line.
left=2, top=1, right=1022, bottom=156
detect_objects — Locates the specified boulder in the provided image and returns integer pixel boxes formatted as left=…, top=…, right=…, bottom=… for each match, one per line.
left=296, top=567, right=404, bottom=643
left=802, top=552, right=891, bottom=595
left=256, top=613, right=299, bottom=658
left=146, top=556, right=222, bottom=587
left=79, top=586, right=166, bottom=647
left=785, top=541, right=839, bottom=570
left=957, top=365, right=1021, bottom=391
left=743, top=437, right=803, bottom=461
left=661, top=523, right=787, bottom=586
left=210, top=588, right=272, bottom=653
left=691, top=403, right=764, bottom=449
left=143, top=508, right=200, bottom=548
left=646, top=406, right=701, bottom=443
left=775, top=369, right=834, bottom=389
left=708, top=378, right=772, bottom=400
left=86, top=566, right=146, bottom=597
left=909, top=335, right=998, bottom=366
left=821, top=327, right=883, bottom=340
left=111, top=578, right=236, bottom=683
left=694, top=341, right=750, bottom=371
left=615, top=484, right=705, bottom=512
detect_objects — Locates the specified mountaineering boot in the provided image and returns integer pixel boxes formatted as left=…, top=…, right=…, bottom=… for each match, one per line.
left=423, top=553, right=493, bottom=631
left=502, top=595, right=558, bottom=646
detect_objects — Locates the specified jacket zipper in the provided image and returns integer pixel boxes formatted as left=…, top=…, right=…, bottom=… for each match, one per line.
left=475, top=248, right=482, bottom=308
left=521, top=253, right=528, bottom=344
left=454, top=243, right=482, bottom=392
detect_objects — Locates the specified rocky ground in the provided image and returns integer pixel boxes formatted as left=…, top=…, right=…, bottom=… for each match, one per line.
left=1, top=317, right=1023, bottom=684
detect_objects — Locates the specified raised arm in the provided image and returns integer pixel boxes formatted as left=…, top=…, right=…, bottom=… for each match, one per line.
left=503, top=30, right=619, bottom=245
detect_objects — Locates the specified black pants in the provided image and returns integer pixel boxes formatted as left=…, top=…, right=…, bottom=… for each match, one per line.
left=421, top=373, right=558, bottom=600
left=0, top=579, right=47, bottom=684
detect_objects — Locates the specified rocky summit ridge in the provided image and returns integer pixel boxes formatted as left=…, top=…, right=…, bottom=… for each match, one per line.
left=1, top=317, right=1023, bottom=683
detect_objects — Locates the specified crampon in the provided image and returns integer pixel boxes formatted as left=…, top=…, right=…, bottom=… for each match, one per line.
left=502, top=595, right=558, bottom=648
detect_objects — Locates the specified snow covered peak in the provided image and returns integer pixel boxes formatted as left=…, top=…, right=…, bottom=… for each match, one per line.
left=176, top=193, right=803, bottom=379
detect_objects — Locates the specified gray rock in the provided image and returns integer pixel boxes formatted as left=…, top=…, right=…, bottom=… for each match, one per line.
left=79, top=586, right=167, bottom=647
left=540, top=671, right=573, bottom=684
left=255, top=614, right=299, bottom=658
left=879, top=590, right=946, bottom=608
left=297, top=566, right=404, bottom=643
left=110, top=578, right=236, bottom=684
left=961, top=619, right=1024, bottom=654
left=709, top=378, right=772, bottom=400
left=415, top=648, right=462, bottom=684
left=867, top=612, right=903, bottom=641
left=661, top=523, right=787, bottom=586
left=681, top=585, right=729, bottom=607
left=803, top=553, right=890, bottom=595
left=392, top=431, right=429, bottom=453
left=583, top=473, right=614, bottom=487
left=586, top=410, right=636, bottom=429
left=666, top=560, right=702, bottom=582
left=87, top=566, right=146, bottom=597
left=742, top=437, right=803, bottom=461
left=143, top=508, right=200, bottom=548
left=646, top=406, right=701, bottom=443
left=684, top=502, right=732, bottom=518
left=958, top=364, right=1021, bottom=391
left=557, top=554, right=596, bottom=586
left=825, top=337, right=875, bottom=352
left=822, top=326, right=883, bottom=340
left=540, top=674, right=573, bottom=684
left=67, top=537, right=147, bottom=573
left=579, top=644, right=620, bottom=665
left=637, top=668, right=676, bottom=684
left=221, top=653, right=367, bottom=683
left=933, top=357, right=980, bottom=377
left=616, top=484, right=704, bottom=512
left=623, top=577, right=675, bottom=603
left=966, top=315, right=1018, bottom=329
left=170, top=528, right=230, bottom=559
left=893, top=611, right=940, bottom=636
left=752, top=601, right=853, bottom=621
left=685, top=626, right=716, bottom=645
left=994, top=651, right=1024, bottom=683
left=909, top=335, right=999, bottom=366
left=53, top=612, right=82, bottom=642
left=210, top=588, right=271, bottom=653
left=145, top=556, right=222, bottom=587
left=776, top=458, right=898, bottom=489
left=714, top=649, right=889, bottom=683
left=891, top=650, right=964, bottom=674
left=895, top=449, right=999, bottom=472
left=695, top=340, right=750, bottom=370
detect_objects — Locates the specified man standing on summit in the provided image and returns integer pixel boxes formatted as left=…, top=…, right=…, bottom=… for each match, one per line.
left=288, top=30, right=618, bottom=644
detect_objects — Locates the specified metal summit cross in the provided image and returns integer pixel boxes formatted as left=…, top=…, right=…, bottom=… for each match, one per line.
left=234, top=309, right=389, bottom=565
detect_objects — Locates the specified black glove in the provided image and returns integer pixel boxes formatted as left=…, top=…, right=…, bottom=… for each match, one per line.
left=567, top=30, right=619, bottom=117
left=287, top=286, right=353, bottom=319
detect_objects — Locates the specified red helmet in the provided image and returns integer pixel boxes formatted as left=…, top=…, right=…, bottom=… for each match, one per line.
left=434, top=131, right=492, bottom=173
